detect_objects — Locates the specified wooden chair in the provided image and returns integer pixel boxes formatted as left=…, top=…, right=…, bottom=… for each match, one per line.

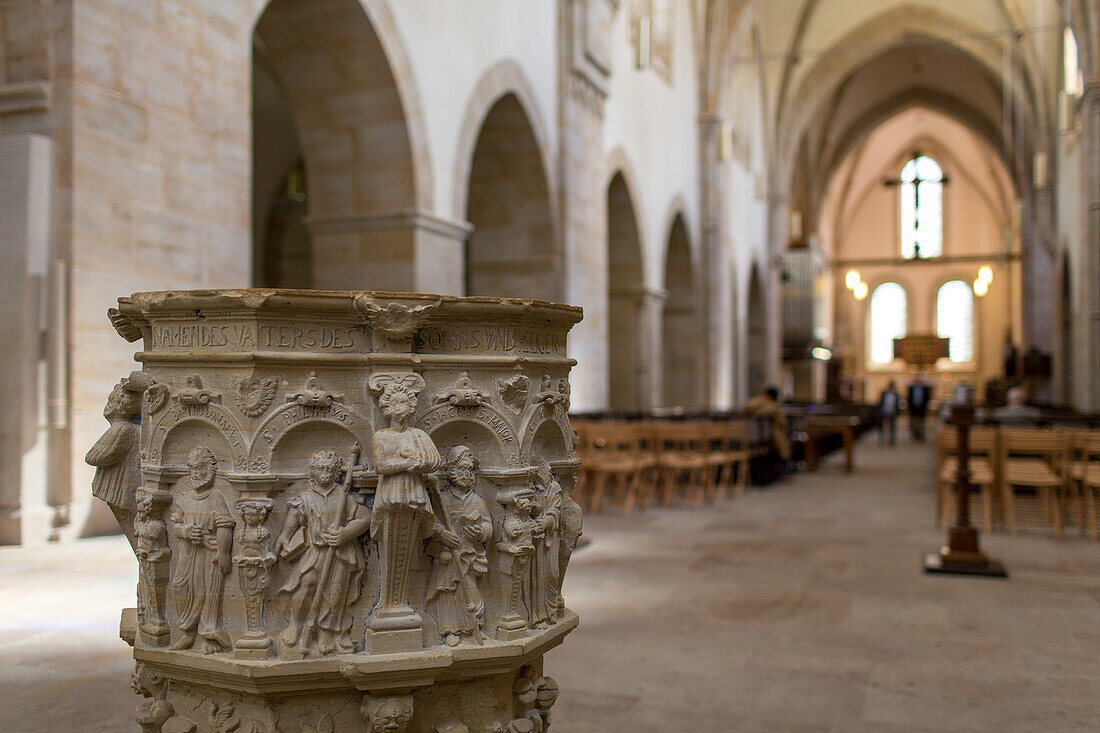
left=1068, top=430, right=1100, bottom=539
left=999, top=428, right=1069, bottom=536
left=701, top=422, right=735, bottom=504
left=935, top=426, right=999, bottom=531
left=575, top=421, right=652, bottom=516
left=653, top=421, right=710, bottom=508
left=723, top=420, right=753, bottom=498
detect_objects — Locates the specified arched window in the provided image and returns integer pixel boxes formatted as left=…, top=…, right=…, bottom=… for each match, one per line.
left=936, top=280, right=974, bottom=363
left=869, top=282, right=907, bottom=364
left=900, top=155, right=943, bottom=259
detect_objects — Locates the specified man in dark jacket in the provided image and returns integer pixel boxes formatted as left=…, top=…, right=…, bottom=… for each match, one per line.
left=907, top=374, right=931, bottom=442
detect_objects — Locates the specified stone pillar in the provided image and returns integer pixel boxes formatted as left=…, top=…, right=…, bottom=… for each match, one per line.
left=1083, top=77, right=1100, bottom=410
left=0, top=134, right=52, bottom=545
left=698, top=115, right=724, bottom=408
left=559, top=0, right=615, bottom=411
left=766, top=193, right=789, bottom=390
left=99, top=290, right=582, bottom=732
left=308, top=212, right=472, bottom=296
left=609, top=286, right=666, bottom=410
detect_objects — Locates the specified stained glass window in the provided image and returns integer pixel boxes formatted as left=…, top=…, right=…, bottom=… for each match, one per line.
left=900, top=156, right=943, bottom=259
left=936, top=280, right=974, bottom=363
left=870, top=282, right=907, bottom=364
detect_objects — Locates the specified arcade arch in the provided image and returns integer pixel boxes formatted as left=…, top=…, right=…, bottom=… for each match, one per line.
left=607, top=172, right=646, bottom=410
left=464, top=93, right=559, bottom=301
left=662, top=214, right=704, bottom=408
left=251, top=0, right=426, bottom=291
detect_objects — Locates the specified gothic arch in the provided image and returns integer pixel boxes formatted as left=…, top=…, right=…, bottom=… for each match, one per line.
left=662, top=212, right=705, bottom=408
left=773, top=6, right=1043, bottom=199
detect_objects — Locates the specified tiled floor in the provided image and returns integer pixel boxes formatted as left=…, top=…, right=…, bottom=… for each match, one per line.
left=3, top=436, right=1099, bottom=731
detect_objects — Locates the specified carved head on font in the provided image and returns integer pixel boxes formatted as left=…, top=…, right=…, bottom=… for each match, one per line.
left=443, top=445, right=478, bottom=491
left=135, top=488, right=155, bottom=515
left=369, top=373, right=426, bottom=427
left=237, top=498, right=273, bottom=526
left=361, top=695, right=414, bottom=733
left=187, top=446, right=218, bottom=492
left=308, top=450, right=343, bottom=491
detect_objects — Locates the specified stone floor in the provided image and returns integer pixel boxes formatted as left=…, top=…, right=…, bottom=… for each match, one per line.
left=3, top=436, right=1099, bottom=732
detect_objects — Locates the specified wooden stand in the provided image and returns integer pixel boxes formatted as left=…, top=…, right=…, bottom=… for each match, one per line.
left=923, top=403, right=1007, bottom=578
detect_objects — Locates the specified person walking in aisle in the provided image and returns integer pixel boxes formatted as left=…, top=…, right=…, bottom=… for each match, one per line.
left=878, top=381, right=900, bottom=446
left=907, top=374, right=931, bottom=442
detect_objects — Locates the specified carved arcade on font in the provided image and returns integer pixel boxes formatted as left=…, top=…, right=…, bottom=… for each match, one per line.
left=89, top=290, right=582, bottom=733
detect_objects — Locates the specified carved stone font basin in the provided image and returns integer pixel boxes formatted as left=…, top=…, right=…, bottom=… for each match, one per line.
left=91, top=290, right=583, bottom=733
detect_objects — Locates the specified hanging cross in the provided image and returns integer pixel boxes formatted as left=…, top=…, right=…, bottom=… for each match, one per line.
left=883, top=153, right=950, bottom=259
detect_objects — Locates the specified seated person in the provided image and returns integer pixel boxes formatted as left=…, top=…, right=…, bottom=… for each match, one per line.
left=991, top=386, right=1041, bottom=426
left=744, top=386, right=790, bottom=463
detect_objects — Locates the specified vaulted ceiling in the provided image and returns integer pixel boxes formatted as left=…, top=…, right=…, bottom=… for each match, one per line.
left=695, top=0, right=1076, bottom=230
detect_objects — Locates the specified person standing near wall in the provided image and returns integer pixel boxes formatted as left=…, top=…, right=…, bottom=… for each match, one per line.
left=878, top=381, right=900, bottom=446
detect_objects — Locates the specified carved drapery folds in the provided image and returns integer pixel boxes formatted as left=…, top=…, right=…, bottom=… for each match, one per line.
left=96, top=290, right=581, bottom=731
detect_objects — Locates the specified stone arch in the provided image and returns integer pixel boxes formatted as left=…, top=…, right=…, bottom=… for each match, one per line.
left=746, top=262, right=766, bottom=397
left=662, top=212, right=705, bottom=408
left=428, top=419, right=507, bottom=469
left=607, top=170, right=648, bottom=410
left=418, top=403, right=517, bottom=446
left=462, top=89, right=561, bottom=301
left=252, top=400, right=373, bottom=468
left=829, top=121, right=1015, bottom=260
left=452, top=60, right=557, bottom=222
left=520, top=406, right=574, bottom=460
left=154, top=416, right=249, bottom=475
left=773, top=7, right=1043, bottom=200
left=252, top=0, right=432, bottom=290
left=604, top=147, right=650, bottom=254
left=819, top=96, right=1016, bottom=218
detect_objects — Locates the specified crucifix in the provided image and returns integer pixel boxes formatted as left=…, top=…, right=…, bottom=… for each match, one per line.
left=883, top=152, right=949, bottom=259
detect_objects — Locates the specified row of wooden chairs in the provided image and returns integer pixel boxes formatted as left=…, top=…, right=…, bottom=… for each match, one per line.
left=935, top=427, right=1100, bottom=538
left=572, top=420, right=764, bottom=517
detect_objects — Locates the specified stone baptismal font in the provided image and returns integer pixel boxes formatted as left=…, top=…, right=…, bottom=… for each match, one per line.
left=90, top=290, right=583, bottom=733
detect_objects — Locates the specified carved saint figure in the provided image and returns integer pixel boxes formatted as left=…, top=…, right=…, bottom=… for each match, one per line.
left=368, top=374, right=442, bottom=632
left=275, top=450, right=369, bottom=656
left=425, top=446, right=493, bottom=646
left=233, top=498, right=276, bottom=647
left=529, top=458, right=563, bottom=626
left=496, top=488, right=538, bottom=630
left=134, top=488, right=170, bottom=637
left=86, top=372, right=149, bottom=546
left=556, top=472, right=583, bottom=616
left=169, top=446, right=234, bottom=653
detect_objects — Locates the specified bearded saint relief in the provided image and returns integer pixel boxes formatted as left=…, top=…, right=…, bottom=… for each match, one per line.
left=425, top=446, right=492, bottom=646
left=169, top=446, right=233, bottom=654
